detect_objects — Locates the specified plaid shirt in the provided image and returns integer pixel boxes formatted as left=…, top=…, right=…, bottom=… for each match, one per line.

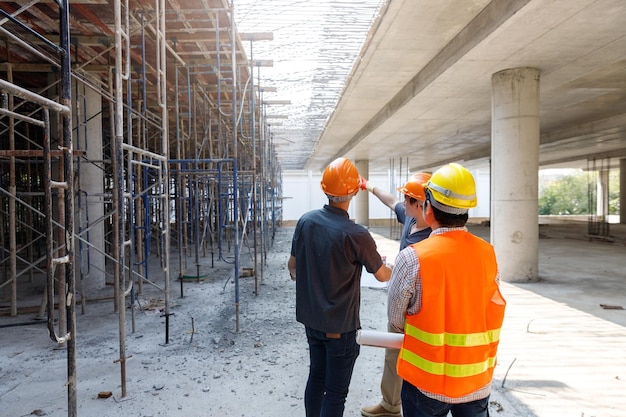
left=387, top=226, right=498, bottom=404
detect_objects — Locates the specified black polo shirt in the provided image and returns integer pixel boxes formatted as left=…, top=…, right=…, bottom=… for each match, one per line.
left=291, top=204, right=383, bottom=334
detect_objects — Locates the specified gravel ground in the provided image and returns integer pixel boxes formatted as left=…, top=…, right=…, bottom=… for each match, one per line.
left=0, top=226, right=529, bottom=417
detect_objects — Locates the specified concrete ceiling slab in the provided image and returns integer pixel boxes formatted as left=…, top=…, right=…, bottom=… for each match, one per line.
left=307, top=0, right=626, bottom=174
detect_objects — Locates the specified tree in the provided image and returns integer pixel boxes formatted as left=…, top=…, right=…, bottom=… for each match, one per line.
left=609, top=170, right=620, bottom=215
left=538, top=171, right=589, bottom=215
left=538, top=169, right=620, bottom=216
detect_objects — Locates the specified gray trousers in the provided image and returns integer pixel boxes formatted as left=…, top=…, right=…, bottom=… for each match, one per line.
left=379, top=322, right=403, bottom=413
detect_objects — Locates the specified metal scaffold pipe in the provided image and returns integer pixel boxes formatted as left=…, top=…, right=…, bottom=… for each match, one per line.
left=0, top=2, right=285, bottom=415
left=231, top=0, right=241, bottom=333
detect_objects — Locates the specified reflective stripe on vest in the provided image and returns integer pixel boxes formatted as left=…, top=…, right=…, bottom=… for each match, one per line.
left=399, top=347, right=497, bottom=377
left=396, top=231, right=506, bottom=398
left=405, top=326, right=501, bottom=348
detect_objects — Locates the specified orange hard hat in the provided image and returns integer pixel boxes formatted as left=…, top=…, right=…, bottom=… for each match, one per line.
left=320, top=157, right=360, bottom=197
left=397, top=172, right=431, bottom=201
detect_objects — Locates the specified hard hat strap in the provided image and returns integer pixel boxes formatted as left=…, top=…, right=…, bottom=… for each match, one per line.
left=426, top=189, right=469, bottom=214
left=327, top=192, right=357, bottom=202
left=427, top=182, right=476, bottom=202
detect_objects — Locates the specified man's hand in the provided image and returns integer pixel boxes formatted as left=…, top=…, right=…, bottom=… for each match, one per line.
left=288, top=255, right=297, bottom=281
left=359, top=175, right=368, bottom=190
left=359, top=176, right=375, bottom=192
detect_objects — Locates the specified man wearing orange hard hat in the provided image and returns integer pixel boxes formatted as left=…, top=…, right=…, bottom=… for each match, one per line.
left=359, top=172, right=431, bottom=417
left=288, top=157, right=392, bottom=417
left=388, top=163, right=506, bottom=417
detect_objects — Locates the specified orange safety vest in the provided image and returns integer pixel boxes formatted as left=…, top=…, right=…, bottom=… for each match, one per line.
left=396, top=231, right=506, bottom=398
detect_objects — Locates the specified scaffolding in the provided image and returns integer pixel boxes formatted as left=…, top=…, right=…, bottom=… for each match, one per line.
left=0, top=1, right=77, bottom=414
left=0, top=0, right=283, bottom=413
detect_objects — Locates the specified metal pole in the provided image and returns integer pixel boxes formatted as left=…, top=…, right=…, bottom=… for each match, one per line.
left=7, top=66, right=17, bottom=317
left=250, top=43, right=258, bottom=295
left=231, top=0, right=240, bottom=332
left=157, top=0, right=172, bottom=345
left=59, top=1, right=77, bottom=414
left=113, top=0, right=128, bottom=398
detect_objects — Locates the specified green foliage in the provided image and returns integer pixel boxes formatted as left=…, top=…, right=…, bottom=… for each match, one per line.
left=538, top=172, right=588, bottom=215
left=538, top=169, right=620, bottom=215
left=608, top=170, right=620, bottom=215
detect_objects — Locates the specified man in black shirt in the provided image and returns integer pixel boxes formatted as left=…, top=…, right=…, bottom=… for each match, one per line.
left=288, top=157, right=391, bottom=417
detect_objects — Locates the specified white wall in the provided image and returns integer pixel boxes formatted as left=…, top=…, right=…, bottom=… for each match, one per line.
left=282, top=170, right=329, bottom=220
left=282, top=168, right=492, bottom=221
left=282, top=170, right=396, bottom=221
left=471, top=167, right=490, bottom=218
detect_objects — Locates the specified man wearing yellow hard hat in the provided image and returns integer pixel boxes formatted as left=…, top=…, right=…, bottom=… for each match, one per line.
left=387, top=163, right=506, bottom=417
left=288, top=157, right=392, bottom=417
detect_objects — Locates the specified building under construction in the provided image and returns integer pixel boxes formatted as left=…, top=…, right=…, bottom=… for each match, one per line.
left=1, top=0, right=282, bottom=412
left=2, top=1, right=626, bottom=416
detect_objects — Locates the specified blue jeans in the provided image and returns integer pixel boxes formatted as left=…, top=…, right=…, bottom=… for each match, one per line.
left=304, top=327, right=360, bottom=417
left=401, top=381, right=490, bottom=417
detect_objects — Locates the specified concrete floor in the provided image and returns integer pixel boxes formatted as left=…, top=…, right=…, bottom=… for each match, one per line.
left=497, top=222, right=625, bottom=417
left=1, top=220, right=624, bottom=416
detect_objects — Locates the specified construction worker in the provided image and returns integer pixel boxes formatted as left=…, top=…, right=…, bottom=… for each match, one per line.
left=288, top=157, right=392, bottom=417
left=387, top=163, right=506, bottom=417
left=359, top=172, right=432, bottom=417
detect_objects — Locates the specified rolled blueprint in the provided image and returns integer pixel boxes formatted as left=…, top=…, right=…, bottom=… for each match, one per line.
left=356, top=329, right=404, bottom=349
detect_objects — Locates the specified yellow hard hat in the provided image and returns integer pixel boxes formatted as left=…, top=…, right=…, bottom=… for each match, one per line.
left=425, top=163, right=477, bottom=212
left=397, top=172, right=431, bottom=201
left=320, top=157, right=360, bottom=197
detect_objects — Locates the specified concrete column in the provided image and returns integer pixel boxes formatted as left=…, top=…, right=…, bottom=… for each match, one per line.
left=354, top=160, right=369, bottom=226
left=619, top=158, right=626, bottom=224
left=74, top=80, right=105, bottom=295
left=491, top=68, right=540, bottom=282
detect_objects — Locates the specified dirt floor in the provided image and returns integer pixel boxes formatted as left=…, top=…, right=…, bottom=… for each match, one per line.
left=1, top=226, right=548, bottom=417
